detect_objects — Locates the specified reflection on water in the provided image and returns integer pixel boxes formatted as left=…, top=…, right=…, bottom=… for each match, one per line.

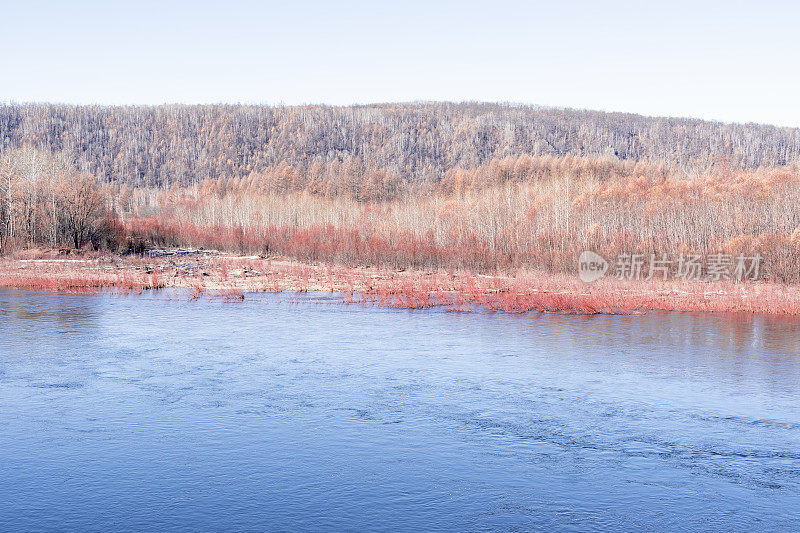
left=0, top=289, right=799, bottom=532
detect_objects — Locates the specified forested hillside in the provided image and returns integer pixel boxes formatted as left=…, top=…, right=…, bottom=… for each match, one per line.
left=2, top=102, right=800, bottom=282
left=2, top=103, right=799, bottom=193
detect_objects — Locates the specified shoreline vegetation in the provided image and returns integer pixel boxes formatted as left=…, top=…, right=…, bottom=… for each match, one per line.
left=2, top=103, right=799, bottom=314
left=2, top=250, right=798, bottom=315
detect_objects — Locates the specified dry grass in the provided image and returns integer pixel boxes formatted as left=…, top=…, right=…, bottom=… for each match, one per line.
left=1, top=253, right=799, bottom=315
left=122, top=166, right=800, bottom=281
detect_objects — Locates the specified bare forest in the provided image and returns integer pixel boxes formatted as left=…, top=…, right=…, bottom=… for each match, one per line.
left=2, top=103, right=799, bottom=283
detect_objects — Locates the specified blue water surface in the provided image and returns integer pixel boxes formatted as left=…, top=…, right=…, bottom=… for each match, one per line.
left=1, top=289, right=799, bottom=532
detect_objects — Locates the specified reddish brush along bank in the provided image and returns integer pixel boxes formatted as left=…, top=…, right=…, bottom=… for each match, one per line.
left=1, top=255, right=798, bottom=315
left=8, top=164, right=792, bottom=278
left=94, top=162, right=800, bottom=283
left=1, top=146, right=799, bottom=313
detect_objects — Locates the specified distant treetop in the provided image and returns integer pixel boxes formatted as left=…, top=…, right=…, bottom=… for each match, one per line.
left=1, top=102, right=798, bottom=188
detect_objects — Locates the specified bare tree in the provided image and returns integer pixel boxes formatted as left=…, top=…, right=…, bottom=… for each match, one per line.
left=60, top=174, right=106, bottom=249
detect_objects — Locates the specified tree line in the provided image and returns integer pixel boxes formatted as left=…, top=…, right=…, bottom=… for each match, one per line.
left=2, top=102, right=798, bottom=193
left=0, top=147, right=107, bottom=251
left=1, top=103, right=799, bottom=283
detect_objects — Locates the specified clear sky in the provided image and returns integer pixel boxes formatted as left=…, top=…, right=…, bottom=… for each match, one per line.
left=1, top=0, right=798, bottom=126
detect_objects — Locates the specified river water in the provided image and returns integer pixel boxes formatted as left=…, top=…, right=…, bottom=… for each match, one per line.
left=0, top=289, right=799, bottom=531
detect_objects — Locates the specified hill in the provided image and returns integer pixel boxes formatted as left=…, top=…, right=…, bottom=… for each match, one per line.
left=2, top=102, right=798, bottom=191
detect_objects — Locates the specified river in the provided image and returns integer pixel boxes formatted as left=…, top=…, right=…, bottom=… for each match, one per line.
left=1, top=289, right=799, bottom=531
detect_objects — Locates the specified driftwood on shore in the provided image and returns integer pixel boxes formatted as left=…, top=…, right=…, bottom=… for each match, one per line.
left=146, top=248, right=229, bottom=258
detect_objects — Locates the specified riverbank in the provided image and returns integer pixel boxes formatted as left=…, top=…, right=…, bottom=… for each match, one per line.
left=1, top=250, right=798, bottom=315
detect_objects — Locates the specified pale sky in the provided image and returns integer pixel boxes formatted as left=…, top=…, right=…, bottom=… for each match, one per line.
left=1, top=0, right=798, bottom=126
